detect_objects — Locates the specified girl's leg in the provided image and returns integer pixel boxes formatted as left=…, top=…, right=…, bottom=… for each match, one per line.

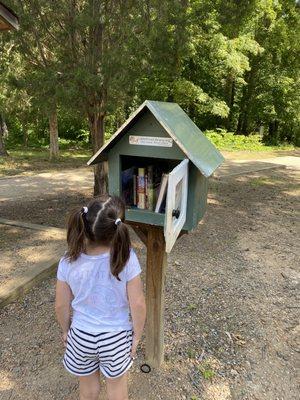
left=79, top=370, right=101, bottom=400
left=105, top=372, right=128, bottom=400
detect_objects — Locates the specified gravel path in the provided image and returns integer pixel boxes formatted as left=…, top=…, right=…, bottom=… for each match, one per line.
left=0, top=154, right=299, bottom=202
left=0, top=167, right=299, bottom=400
left=0, top=225, right=65, bottom=286
left=214, top=155, right=300, bottom=177
left=0, top=167, right=93, bottom=202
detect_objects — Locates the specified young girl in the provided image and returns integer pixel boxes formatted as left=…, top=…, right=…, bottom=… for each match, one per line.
left=55, top=196, right=146, bottom=400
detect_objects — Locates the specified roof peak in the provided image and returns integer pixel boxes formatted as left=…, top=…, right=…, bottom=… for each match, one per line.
left=88, top=100, right=224, bottom=177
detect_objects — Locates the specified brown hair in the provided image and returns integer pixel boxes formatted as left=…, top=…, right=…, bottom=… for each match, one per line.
left=66, top=195, right=131, bottom=280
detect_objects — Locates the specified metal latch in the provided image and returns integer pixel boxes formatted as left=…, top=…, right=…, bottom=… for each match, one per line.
left=172, top=209, right=180, bottom=219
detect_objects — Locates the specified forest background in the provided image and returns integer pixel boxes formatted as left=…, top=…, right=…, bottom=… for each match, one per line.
left=0, top=0, right=299, bottom=194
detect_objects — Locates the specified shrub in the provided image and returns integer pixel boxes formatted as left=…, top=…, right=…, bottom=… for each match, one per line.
left=204, top=130, right=295, bottom=151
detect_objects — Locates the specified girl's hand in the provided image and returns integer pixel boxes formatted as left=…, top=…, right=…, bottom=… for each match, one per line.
left=62, top=332, right=68, bottom=347
left=131, top=335, right=139, bottom=359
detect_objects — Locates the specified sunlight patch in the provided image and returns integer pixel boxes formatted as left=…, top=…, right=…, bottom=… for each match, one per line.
left=0, top=373, right=15, bottom=390
left=203, top=381, right=232, bottom=400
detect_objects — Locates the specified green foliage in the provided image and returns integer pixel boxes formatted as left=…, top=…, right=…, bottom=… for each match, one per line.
left=1, top=0, right=299, bottom=152
left=198, top=362, right=215, bottom=380
left=201, top=368, right=215, bottom=380
left=5, top=111, right=90, bottom=148
left=187, top=303, right=197, bottom=311
left=249, top=177, right=278, bottom=187
left=205, top=130, right=295, bottom=151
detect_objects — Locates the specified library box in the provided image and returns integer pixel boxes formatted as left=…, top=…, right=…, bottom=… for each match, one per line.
left=88, top=100, right=224, bottom=252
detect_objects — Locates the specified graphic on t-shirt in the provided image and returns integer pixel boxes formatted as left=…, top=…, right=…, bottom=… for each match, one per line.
left=69, top=265, right=90, bottom=283
left=57, top=250, right=141, bottom=331
left=84, top=284, right=122, bottom=317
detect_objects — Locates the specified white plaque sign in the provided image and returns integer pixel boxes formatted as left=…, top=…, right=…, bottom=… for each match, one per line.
left=129, top=135, right=173, bottom=147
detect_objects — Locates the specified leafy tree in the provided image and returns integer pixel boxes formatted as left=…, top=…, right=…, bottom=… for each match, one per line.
left=0, top=38, right=12, bottom=156
left=236, top=0, right=300, bottom=144
left=6, top=0, right=61, bottom=159
left=0, top=35, right=26, bottom=155
left=35, top=0, right=149, bottom=194
left=2, top=0, right=299, bottom=168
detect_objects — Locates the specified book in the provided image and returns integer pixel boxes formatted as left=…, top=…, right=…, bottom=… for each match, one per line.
left=147, top=165, right=155, bottom=211
left=155, top=173, right=168, bottom=213
left=145, top=173, right=148, bottom=209
left=133, top=174, right=137, bottom=206
left=137, top=168, right=146, bottom=209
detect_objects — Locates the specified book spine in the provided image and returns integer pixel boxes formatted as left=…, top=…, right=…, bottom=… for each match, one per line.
left=137, top=168, right=146, bottom=209
left=147, top=165, right=154, bottom=211
left=133, top=174, right=137, bottom=206
left=145, top=174, right=149, bottom=209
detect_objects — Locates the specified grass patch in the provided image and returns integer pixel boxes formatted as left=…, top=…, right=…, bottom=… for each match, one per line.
left=204, top=130, right=295, bottom=151
left=187, top=303, right=197, bottom=311
left=0, top=147, right=92, bottom=177
left=249, top=176, right=284, bottom=187
left=198, top=361, right=216, bottom=380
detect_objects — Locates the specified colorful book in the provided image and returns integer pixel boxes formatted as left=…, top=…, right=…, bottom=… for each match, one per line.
left=147, top=165, right=155, bottom=211
left=137, top=168, right=146, bottom=209
left=133, top=174, right=137, bottom=206
left=145, top=174, right=148, bottom=209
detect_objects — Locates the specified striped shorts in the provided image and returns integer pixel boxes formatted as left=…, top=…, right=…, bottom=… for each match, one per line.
left=63, top=327, right=133, bottom=378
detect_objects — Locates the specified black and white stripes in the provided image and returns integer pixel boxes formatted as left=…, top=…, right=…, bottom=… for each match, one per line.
left=63, top=327, right=133, bottom=378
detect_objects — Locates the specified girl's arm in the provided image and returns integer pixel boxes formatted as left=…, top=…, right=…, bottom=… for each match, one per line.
left=127, top=275, right=146, bottom=358
left=55, top=280, right=73, bottom=345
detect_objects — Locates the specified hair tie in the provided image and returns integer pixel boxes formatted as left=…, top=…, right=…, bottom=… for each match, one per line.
left=82, top=206, right=88, bottom=214
left=115, top=218, right=122, bottom=226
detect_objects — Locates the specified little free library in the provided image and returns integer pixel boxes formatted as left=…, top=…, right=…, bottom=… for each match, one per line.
left=88, top=100, right=224, bottom=368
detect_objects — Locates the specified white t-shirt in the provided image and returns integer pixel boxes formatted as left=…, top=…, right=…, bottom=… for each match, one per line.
left=57, top=249, right=141, bottom=333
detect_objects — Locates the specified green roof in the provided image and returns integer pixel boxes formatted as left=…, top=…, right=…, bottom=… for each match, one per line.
left=0, top=2, right=19, bottom=31
left=88, top=100, right=224, bottom=177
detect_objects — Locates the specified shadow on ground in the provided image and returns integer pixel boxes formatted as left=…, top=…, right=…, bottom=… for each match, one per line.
left=0, top=167, right=299, bottom=400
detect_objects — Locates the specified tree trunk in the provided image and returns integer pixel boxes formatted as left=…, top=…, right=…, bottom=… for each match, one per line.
left=49, top=108, right=59, bottom=160
left=0, top=114, right=9, bottom=157
left=225, top=75, right=235, bottom=131
left=237, top=80, right=250, bottom=135
left=88, top=111, right=108, bottom=196
left=236, top=55, right=260, bottom=135
left=23, top=123, right=29, bottom=147
left=267, top=120, right=280, bottom=144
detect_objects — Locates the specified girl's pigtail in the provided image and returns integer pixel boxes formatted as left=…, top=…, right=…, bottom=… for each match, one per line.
left=110, top=221, right=131, bottom=280
left=66, top=208, right=86, bottom=262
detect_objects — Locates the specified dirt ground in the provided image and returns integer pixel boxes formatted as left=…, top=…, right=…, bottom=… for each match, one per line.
left=220, top=149, right=299, bottom=161
left=0, top=167, right=299, bottom=400
left=0, top=225, right=65, bottom=286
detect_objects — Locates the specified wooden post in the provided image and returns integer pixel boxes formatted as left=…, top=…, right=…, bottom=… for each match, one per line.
left=145, top=225, right=167, bottom=368
left=129, top=222, right=186, bottom=368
